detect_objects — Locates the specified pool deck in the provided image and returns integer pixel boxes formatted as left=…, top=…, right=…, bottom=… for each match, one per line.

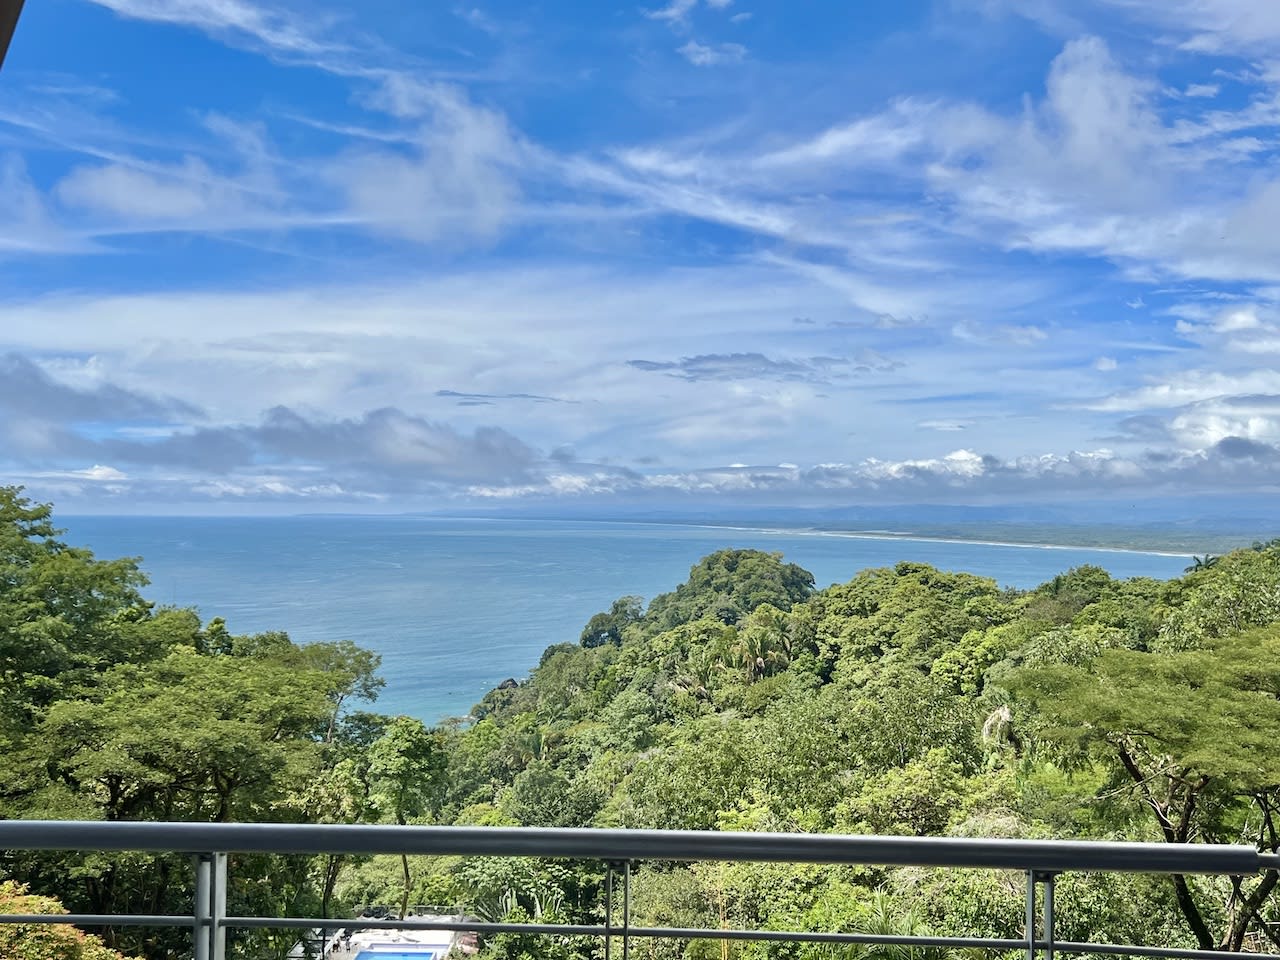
left=321, top=917, right=462, bottom=958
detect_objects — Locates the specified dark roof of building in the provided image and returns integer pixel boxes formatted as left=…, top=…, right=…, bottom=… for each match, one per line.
left=0, top=0, right=26, bottom=72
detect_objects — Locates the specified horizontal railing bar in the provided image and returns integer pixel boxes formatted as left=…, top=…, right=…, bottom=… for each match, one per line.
left=220, top=922, right=1280, bottom=960
left=1259, top=853, right=1280, bottom=871
left=219, top=919, right=1280, bottom=959
left=642, top=930, right=1280, bottom=960
left=0, top=821, right=1263, bottom=874
left=627, top=927, right=1027, bottom=949
left=5, top=910, right=1279, bottom=959
left=229, top=917, right=605, bottom=936
left=230, top=917, right=1027, bottom=948
left=1055, top=941, right=1280, bottom=960
left=212, top=916, right=1024, bottom=953
left=0, top=913, right=196, bottom=927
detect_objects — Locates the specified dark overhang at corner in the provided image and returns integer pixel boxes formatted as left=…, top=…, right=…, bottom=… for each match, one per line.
left=0, top=0, right=25, bottom=72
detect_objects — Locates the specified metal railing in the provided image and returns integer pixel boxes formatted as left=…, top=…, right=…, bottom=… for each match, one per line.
left=2, top=820, right=1279, bottom=960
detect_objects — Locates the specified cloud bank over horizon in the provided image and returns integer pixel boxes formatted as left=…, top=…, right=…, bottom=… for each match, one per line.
left=3, top=0, right=1280, bottom=512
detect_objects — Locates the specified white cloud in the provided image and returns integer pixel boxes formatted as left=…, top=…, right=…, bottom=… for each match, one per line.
left=78, top=464, right=129, bottom=481
left=677, top=40, right=747, bottom=66
left=940, top=36, right=1170, bottom=219
left=952, top=321, right=1048, bottom=347
left=48, top=113, right=291, bottom=230
left=754, top=99, right=941, bottom=170
left=457, top=440, right=1278, bottom=504
left=1094, top=356, right=1118, bottom=371
left=1087, top=369, right=1280, bottom=411
left=646, top=0, right=736, bottom=25
left=0, top=155, right=81, bottom=254
left=1168, top=407, right=1280, bottom=446
left=577, top=33, right=1280, bottom=291
left=57, top=159, right=236, bottom=220
left=862, top=448, right=988, bottom=480
left=82, top=0, right=338, bottom=57
left=1101, top=0, right=1280, bottom=55
left=1175, top=302, right=1280, bottom=354
left=330, top=88, right=524, bottom=244
left=979, top=0, right=1280, bottom=58
left=646, top=0, right=698, bottom=25
left=1214, top=306, right=1262, bottom=332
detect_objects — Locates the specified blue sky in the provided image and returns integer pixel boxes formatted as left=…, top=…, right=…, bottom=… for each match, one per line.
left=2, top=0, right=1280, bottom=513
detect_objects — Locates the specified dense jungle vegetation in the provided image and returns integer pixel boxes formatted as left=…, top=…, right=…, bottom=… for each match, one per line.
left=2, top=486, right=1280, bottom=960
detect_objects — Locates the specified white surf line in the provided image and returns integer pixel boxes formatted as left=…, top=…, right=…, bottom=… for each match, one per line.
left=669, top=523, right=1194, bottom=558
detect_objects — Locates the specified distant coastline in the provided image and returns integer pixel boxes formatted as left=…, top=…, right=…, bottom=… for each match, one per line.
left=677, top=523, right=1196, bottom=558
left=411, top=514, right=1235, bottom=557
left=66, top=508, right=1257, bottom=556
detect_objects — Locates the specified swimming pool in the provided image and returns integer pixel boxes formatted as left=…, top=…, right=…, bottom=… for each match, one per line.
left=354, top=952, right=437, bottom=960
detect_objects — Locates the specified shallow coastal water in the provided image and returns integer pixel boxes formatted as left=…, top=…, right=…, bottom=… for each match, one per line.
left=62, top=516, right=1190, bottom=722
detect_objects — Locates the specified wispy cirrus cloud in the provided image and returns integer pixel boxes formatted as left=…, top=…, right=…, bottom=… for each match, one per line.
left=627, top=351, right=900, bottom=384
left=81, top=0, right=342, bottom=57
left=437, top=389, right=575, bottom=405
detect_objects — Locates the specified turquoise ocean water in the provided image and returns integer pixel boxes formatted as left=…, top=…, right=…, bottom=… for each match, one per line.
left=61, top=516, right=1191, bottom=722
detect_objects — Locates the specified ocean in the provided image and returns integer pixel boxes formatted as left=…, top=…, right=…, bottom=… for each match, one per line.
left=60, top=516, right=1191, bottom=722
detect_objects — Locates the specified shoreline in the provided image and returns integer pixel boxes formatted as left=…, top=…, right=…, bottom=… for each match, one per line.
left=395, top=514, right=1199, bottom=558
left=680, top=523, right=1194, bottom=558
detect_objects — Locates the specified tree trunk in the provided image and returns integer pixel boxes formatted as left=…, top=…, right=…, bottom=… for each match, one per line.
left=400, top=852, right=411, bottom=920
left=321, top=854, right=343, bottom=922
left=1170, top=873, right=1215, bottom=950
left=1115, top=746, right=1215, bottom=949
left=1225, top=871, right=1279, bottom=951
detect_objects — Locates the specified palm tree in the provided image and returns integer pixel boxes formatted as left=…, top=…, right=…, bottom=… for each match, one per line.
left=733, top=604, right=790, bottom=681
left=835, top=891, right=959, bottom=960
left=671, top=646, right=719, bottom=701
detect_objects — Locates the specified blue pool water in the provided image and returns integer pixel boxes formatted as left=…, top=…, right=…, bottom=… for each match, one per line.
left=60, top=515, right=1190, bottom=723
left=354, top=952, right=437, bottom=960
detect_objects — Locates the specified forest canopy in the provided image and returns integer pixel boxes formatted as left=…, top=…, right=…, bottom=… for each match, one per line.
left=2, top=486, right=1279, bottom=959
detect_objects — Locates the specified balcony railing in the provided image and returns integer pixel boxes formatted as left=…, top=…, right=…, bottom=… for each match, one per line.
left=2, top=820, right=1279, bottom=960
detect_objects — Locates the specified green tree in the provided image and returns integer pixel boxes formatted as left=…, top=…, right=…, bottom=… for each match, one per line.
left=1009, top=624, right=1280, bottom=950
left=1156, top=547, right=1280, bottom=651
left=580, top=596, right=644, bottom=648
left=368, top=716, right=448, bottom=919
left=646, top=550, right=815, bottom=630
left=733, top=603, right=791, bottom=682
left=0, top=881, right=140, bottom=960
left=835, top=749, right=969, bottom=836
left=0, top=487, right=149, bottom=734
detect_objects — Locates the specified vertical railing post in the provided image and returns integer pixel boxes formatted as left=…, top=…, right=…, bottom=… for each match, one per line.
left=1042, top=872, right=1055, bottom=960
left=194, top=854, right=212, bottom=960
left=1025, top=870, right=1057, bottom=960
left=1025, top=870, right=1037, bottom=960
left=622, top=860, right=631, bottom=960
left=213, top=853, right=227, bottom=960
left=604, top=862, right=614, bottom=960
